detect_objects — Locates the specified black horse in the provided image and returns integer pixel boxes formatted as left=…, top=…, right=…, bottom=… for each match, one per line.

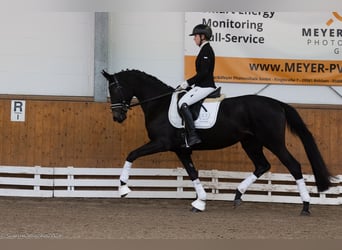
left=102, top=69, right=332, bottom=215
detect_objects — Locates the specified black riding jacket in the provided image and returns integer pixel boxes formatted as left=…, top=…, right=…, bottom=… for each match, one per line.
left=187, top=42, right=216, bottom=88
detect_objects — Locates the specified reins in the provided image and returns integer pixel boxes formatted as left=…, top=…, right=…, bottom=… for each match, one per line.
left=128, top=90, right=178, bottom=108
left=109, top=73, right=182, bottom=110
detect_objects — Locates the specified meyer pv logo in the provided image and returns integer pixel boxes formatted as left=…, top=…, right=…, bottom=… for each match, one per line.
left=302, top=12, right=342, bottom=55
left=326, top=12, right=342, bottom=26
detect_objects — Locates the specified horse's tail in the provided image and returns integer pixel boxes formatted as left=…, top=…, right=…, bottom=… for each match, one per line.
left=281, top=102, right=332, bottom=192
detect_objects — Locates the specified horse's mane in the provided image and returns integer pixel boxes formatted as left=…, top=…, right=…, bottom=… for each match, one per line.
left=117, top=69, right=174, bottom=91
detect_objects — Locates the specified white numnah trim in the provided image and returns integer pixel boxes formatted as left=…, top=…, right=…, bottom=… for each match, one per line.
left=168, top=92, right=223, bottom=129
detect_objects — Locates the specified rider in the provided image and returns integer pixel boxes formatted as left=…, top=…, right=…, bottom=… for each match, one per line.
left=178, top=24, right=217, bottom=147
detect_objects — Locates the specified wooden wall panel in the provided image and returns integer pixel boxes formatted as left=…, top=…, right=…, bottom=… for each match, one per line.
left=0, top=99, right=341, bottom=176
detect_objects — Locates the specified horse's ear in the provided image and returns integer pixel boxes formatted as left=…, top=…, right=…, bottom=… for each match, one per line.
left=101, top=70, right=111, bottom=80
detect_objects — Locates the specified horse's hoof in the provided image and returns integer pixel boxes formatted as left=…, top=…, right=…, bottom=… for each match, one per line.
left=119, top=185, right=131, bottom=197
left=300, top=210, right=311, bottom=216
left=190, top=207, right=202, bottom=213
left=233, top=199, right=242, bottom=208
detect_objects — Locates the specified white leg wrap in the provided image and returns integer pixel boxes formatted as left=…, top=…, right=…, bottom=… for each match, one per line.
left=193, top=179, right=206, bottom=201
left=191, top=199, right=206, bottom=211
left=119, top=184, right=131, bottom=197
left=120, top=161, right=132, bottom=184
left=296, top=178, right=311, bottom=202
left=238, top=174, right=257, bottom=194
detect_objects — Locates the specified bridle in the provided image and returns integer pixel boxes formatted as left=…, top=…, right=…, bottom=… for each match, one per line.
left=108, top=74, right=178, bottom=115
left=108, top=75, right=130, bottom=115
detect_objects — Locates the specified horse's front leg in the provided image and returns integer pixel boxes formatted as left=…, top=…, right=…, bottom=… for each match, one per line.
left=175, top=150, right=206, bottom=212
left=119, top=141, right=166, bottom=197
left=118, top=160, right=132, bottom=197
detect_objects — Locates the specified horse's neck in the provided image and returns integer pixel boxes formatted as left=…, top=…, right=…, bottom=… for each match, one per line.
left=133, top=81, right=169, bottom=100
left=130, top=76, right=171, bottom=117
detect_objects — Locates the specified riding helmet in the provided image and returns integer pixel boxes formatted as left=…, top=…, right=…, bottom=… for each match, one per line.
left=189, top=24, right=212, bottom=40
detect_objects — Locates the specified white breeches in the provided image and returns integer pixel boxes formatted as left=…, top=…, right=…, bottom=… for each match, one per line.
left=178, top=86, right=215, bottom=108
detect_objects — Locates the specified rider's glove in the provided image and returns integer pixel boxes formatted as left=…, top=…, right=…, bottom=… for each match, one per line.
left=179, top=81, right=189, bottom=90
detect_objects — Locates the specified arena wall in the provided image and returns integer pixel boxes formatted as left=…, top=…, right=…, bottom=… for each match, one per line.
left=0, top=97, right=340, bottom=176
left=0, top=12, right=341, bottom=177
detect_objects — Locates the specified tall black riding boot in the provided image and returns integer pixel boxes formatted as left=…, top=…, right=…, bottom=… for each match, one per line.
left=179, top=103, right=202, bottom=147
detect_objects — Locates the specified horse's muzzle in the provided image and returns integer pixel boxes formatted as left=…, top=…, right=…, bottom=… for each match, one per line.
left=113, top=112, right=126, bottom=123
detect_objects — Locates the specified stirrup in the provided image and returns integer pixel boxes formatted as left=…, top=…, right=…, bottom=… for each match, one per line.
left=187, top=136, right=201, bottom=147
left=187, top=131, right=201, bottom=147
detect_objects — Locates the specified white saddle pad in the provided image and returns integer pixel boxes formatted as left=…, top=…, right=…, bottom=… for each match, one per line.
left=168, top=91, right=224, bottom=129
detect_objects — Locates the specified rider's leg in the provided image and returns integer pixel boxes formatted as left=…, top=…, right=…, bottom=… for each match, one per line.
left=179, top=103, right=201, bottom=147
left=178, top=87, right=215, bottom=147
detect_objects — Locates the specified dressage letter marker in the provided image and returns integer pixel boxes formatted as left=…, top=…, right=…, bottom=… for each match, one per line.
left=11, top=100, right=26, bottom=122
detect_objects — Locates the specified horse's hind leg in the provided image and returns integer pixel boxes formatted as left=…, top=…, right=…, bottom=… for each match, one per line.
left=175, top=149, right=206, bottom=212
left=272, top=147, right=311, bottom=215
left=234, top=139, right=271, bottom=207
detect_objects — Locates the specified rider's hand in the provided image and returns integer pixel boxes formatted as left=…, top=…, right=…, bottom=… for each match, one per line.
left=179, top=81, right=189, bottom=90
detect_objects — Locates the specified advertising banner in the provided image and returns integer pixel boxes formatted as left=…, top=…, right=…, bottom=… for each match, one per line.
left=184, top=12, right=342, bottom=86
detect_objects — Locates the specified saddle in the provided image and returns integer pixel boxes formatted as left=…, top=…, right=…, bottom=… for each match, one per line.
left=178, top=87, right=222, bottom=120
left=168, top=87, right=225, bottom=129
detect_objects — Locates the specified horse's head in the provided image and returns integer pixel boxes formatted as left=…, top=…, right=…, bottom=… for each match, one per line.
left=102, top=70, right=132, bottom=123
